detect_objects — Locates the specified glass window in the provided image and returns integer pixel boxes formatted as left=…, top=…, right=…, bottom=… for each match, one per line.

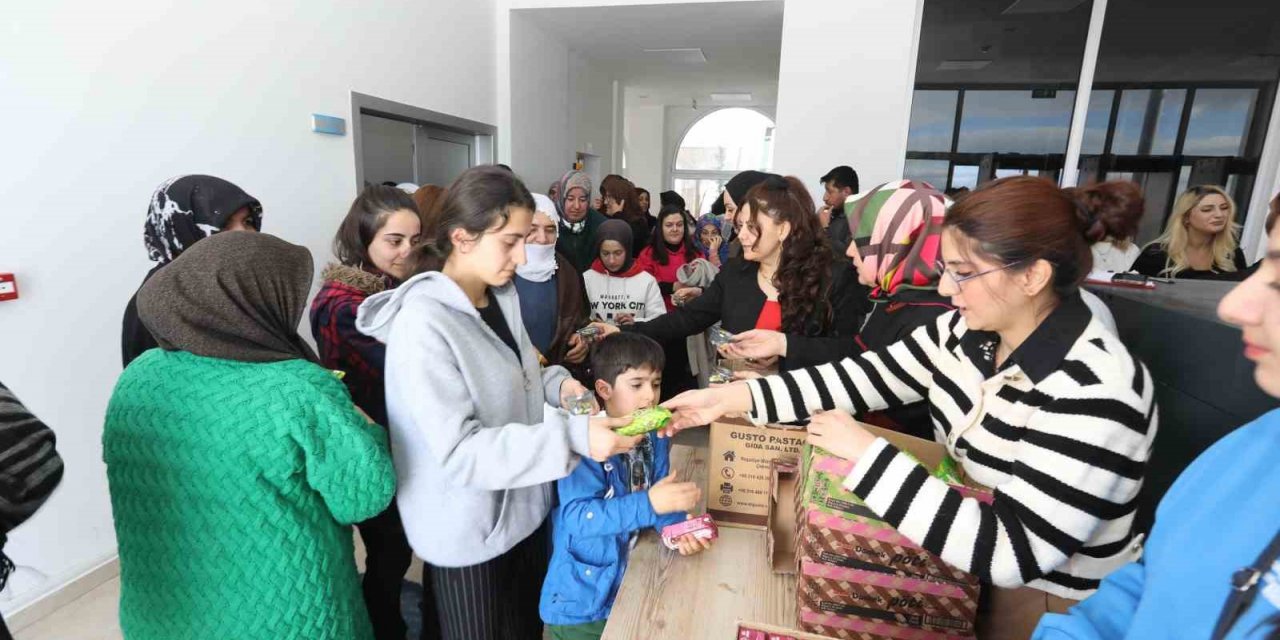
left=957, top=90, right=1077, bottom=155
left=1183, top=89, right=1257, bottom=156
left=951, top=165, right=979, bottom=191
left=907, top=90, right=957, bottom=152
left=1081, top=90, right=1115, bottom=155
left=1084, top=0, right=1280, bottom=238
left=903, top=159, right=950, bottom=190
left=674, top=108, right=774, bottom=172
left=673, top=178, right=727, bottom=216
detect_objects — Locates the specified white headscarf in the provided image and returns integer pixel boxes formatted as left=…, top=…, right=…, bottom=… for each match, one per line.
left=516, top=193, right=561, bottom=282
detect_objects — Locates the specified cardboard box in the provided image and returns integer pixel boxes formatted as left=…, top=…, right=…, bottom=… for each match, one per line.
left=798, top=510, right=979, bottom=593
left=767, top=457, right=800, bottom=575
left=708, top=419, right=806, bottom=529
left=784, top=423, right=993, bottom=639
left=736, top=620, right=834, bottom=640
left=798, top=559, right=978, bottom=636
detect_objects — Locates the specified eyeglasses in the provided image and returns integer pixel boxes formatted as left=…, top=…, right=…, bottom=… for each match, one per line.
left=935, top=260, right=1023, bottom=291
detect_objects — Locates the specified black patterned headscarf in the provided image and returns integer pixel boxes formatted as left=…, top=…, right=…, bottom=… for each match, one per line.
left=144, top=175, right=263, bottom=264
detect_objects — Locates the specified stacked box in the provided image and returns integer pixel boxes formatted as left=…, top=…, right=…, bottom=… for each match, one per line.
left=786, top=425, right=994, bottom=639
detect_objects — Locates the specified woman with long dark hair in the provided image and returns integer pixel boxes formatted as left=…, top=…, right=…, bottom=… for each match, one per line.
left=638, top=204, right=705, bottom=311
left=310, top=185, right=435, bottom=640
left=593, top=175, right=840, bottom=374
left=665, top=176, right=1158, bottom=638
left=724, top=180, right=954, bottom=438
left=355, top=166, right=640, bottom=640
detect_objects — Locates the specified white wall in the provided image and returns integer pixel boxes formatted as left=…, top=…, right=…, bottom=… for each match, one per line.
left=509, top=12, right=574, bottom=194
left=0, top=0, right=497, bottom=614
left=569, top=54, right=617, bottom=174
left=506, top=10, right=617, bottom=197
left=623, top=104, right=666, bottom=201
left=772, top=0, right=924, bottom=201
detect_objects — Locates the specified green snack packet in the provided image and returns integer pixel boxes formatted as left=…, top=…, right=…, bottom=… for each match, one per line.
left=933, top=456, right=963, bottom=485
left=617, top=407, right=673, bottom=436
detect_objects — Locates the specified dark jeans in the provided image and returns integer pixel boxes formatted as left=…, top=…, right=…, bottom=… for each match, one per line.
left=428, top=521, right=550, bottom=640
left=357, top=503, right=440, bottom=640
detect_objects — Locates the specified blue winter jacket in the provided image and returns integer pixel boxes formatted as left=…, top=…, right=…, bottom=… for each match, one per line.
left=539, top=432, right=687, bottom=626
left=1035, top=408, right=1280, bottom=639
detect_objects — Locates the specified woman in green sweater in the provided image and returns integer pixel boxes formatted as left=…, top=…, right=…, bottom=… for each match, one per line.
left=104, top=231, right=396, bottom=639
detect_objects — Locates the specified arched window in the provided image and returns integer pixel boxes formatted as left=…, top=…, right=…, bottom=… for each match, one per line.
left=672, top=108, right=775, bottom=215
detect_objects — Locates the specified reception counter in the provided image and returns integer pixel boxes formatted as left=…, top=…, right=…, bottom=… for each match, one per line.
left=1088, top=280, right=1277, bottom=534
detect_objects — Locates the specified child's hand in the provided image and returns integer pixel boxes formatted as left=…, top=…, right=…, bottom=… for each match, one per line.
left=673, top=532, right=713, bottom=556
left=648, top=470, right=701, bottom=514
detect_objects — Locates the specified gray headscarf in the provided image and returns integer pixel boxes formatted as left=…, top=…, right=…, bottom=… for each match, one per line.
left=137, top=231, right=318, bottom=363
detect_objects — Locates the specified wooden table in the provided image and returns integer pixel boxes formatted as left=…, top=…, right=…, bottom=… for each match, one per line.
left=602, top=443, right=797, bottom=639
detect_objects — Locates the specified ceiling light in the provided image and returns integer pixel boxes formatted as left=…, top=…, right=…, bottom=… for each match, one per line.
left=641, top=48, right=707, bottom=63
left=937, top=60, right=992, bottom=71
left=1002, top=0, right=1086, bottom=14
left=710, top=92, right=753, bottom=103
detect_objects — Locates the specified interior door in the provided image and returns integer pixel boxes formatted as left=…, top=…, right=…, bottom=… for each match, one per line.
left=415, top=126, right=474, bottom=187
left=359, top=114, right=415, bottom=186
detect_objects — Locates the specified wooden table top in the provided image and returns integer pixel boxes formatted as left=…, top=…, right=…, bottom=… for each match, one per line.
left=601, top=443, right=798, bottom=639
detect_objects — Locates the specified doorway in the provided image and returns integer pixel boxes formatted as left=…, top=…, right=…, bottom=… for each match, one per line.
left=351, top=92, right=497, bottom=190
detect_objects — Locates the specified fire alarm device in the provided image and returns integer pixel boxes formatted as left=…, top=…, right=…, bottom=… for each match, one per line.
left=0, top=274, right=17, bottom=301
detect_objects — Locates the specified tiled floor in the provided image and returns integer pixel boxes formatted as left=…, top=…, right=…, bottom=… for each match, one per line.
left=15, top=577, right=122, bottom=640
left=12, top=532, right=409, bottom=640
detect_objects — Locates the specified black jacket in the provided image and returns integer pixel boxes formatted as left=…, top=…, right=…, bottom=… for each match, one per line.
left=1130, top=245, right=1248, bottom=281
left=784, top=288, right=953, bottom=439
left=626, top=258, right=863, bottom=372
left=121, top=265, right=164, bottom=367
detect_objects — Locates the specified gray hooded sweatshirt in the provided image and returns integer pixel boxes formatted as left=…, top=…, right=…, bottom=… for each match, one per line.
left=356, top=271, right=590, bottom=567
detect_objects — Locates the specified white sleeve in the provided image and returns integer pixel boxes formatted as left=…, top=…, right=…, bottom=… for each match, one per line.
left=643, top=275, right=667, bottom=320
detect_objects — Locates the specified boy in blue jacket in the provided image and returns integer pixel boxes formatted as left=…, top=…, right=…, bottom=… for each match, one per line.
left=540, top=333, right=712, bottom=640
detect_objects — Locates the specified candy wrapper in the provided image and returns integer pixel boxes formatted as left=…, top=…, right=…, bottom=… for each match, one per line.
left=661, top=514, right=718, bottom=550
left=616, top=406, right=672, bottom=436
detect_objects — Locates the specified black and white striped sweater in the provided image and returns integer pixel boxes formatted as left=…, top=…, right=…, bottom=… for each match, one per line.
left=745, top=293, right=1156, bottom=600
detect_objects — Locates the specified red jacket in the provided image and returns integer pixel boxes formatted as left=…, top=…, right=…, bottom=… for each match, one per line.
left=636, top=245, right=704, bottom=311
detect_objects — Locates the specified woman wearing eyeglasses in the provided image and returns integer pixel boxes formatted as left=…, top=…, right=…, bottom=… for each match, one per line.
left=664, top=177, right=1157, bottom=639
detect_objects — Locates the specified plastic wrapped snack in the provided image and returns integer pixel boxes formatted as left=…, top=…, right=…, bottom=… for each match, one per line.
left=575, top=325, right=603, bottom=344
left=708, top=324, right=734, bottom=349
left=565, top=391, right=596, bottom=416
left=661, top=514, right=719, bottom=550
left=616, top=406, right=673, bottom=436
left=708, top=362, right=735, bottom=385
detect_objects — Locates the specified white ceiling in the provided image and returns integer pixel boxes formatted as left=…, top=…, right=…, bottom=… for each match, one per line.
left=516, top=1, right=784, bottom=108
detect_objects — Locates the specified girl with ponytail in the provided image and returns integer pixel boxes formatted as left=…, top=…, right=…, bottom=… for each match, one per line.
left=354, top=166, right=642, bottom=640
left=665, top=177, right=1157, bottom=639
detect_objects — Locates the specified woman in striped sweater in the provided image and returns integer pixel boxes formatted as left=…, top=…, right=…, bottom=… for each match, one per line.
left=665, top=176, right=1157, bottom=639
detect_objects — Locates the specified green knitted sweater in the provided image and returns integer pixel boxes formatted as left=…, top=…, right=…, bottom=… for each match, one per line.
left=104, top=350, right=396, bottom=639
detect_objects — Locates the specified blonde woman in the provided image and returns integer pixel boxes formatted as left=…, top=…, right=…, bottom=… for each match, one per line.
left=1131, top=185, right=1247, bottom=280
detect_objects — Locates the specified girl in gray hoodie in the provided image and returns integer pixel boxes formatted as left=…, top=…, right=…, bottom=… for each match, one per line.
left=357, top=166, right=640, bottom=640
